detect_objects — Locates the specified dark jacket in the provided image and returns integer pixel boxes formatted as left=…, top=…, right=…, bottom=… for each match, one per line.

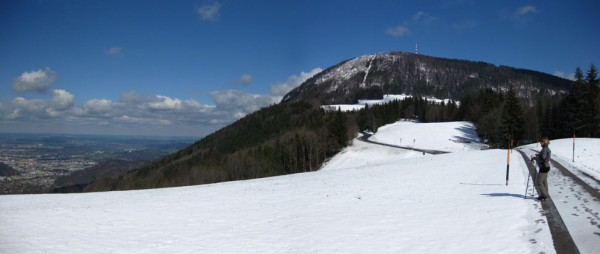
left=536, top=145, right=551, bottom=173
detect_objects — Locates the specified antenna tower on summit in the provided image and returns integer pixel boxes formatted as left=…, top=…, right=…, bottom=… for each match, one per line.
left=415, top=43, right=418, bottom=54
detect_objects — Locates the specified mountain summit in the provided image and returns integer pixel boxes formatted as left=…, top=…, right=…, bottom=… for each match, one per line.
left=282, top=52, right=571, bottom=105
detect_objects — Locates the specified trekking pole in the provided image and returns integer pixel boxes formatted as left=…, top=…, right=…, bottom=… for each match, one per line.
left=529, top=157, right=538, bottom=198
left=525, top=169, right=537, bottom=198
left=524, top=171, right=531, bottom=198
left=525, top=156, right=533, bottom=198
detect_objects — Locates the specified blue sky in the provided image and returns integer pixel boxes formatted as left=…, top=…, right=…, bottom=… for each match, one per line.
left=1, top=0, right=599, bottom=137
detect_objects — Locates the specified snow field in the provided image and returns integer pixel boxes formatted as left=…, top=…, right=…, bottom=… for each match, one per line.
left=368, top=121, right=487, bottom=152
left=1, top=121, right=557, bottom=253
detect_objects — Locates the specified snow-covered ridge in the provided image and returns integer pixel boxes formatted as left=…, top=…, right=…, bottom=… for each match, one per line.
left=321, top=94, right=459, bottom=112
left=315, top=55, right=376, bottom=87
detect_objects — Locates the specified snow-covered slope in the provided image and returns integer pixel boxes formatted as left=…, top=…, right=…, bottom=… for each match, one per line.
left=368, top=121, right=487, bottom=152
left=4, top=121, right=589, bottom=253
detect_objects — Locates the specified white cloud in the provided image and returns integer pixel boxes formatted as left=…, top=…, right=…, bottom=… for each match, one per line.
left=1, top=69, right=322, bottom=137
left=12, top=97, right=45, bottom=113
left=104, top=47, right=123, bottom=56
left=233, top=112, right=246, bottom=119
left=7, top=89, right=74, bottom=119
left=198, top=2, right=221, bottom=21
left=148, top=95, right=183, bottom=111
left=50, top=89, right=74, bottom=110
left=7, top=69, right=75, bottom=118
left=119, top=91, right=142, bottom=104
left=507, top=5, right=539, bottom=23
left=6, top=109, right=21, bottom=120
left=412, top=11, right=436, bottom=25
left=12, top=68, right=57, bottom=93
left=211, top=68, right=322, bottom=117
left=238, top=74, right=253, bottom=85
left=72, top=92, right=218, bottom=127
left=269, top=68, right=322, bottom=100
left=211, top=90, right=266, bottom=113
left=386, top=25, right=411, bottom=37
left=515, top=5, right=538, bottom=16
left=84, top=99, right=113, bottom=114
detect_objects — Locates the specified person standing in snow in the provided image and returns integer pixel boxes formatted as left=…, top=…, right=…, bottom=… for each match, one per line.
left=534, top=137, right=551, bottom=201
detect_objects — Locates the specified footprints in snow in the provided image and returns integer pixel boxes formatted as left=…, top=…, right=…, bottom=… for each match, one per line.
left=529, top=219, right=546, bottom=246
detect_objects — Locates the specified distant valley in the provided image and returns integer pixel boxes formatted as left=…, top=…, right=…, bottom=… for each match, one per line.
left=0, top=133, right=193, bottom=194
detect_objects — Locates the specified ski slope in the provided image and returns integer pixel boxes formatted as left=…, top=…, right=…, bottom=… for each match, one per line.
left=3, top=121, right=598, bottom=253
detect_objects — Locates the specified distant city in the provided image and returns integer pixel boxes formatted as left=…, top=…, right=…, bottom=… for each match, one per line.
left=0, top=133, right=194, bottom=194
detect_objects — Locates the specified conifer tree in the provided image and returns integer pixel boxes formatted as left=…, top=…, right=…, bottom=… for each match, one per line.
left=585, top=64, right=599, bottom=137
left=563, top=67, right=586, bottom=135
left=329, top=109, right=348, bottom=149
left=501, top=86, right=525, bottom=146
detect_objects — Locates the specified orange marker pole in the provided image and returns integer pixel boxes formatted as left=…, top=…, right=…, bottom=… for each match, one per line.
left=506, top=148, right=511, bottom=186
left=506, top=139, right=511, bottom=186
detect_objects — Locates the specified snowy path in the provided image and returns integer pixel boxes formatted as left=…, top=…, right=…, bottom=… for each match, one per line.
left=517, top=150, right=579, bottom=253
left=519, top=143, right=600, bottom=254
left=550, top=161, right=600, bottom=254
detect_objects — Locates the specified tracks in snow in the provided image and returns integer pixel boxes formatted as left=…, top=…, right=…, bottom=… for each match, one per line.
left=517, top=150, right=580, bottom=254
left=519, top=148, right=600, bottom=254
left=357, top=132, right=449, bottom=155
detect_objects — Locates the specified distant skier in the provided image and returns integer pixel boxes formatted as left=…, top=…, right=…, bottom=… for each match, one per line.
left=533, top=137, right=552, bottom=201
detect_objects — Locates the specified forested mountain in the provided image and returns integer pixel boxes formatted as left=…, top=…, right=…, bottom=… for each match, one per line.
left=85, top=102, right=350, bottom=191
left=283, top=52, right=571, bottom=105
left=85, top=52, right=597, bottom=192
